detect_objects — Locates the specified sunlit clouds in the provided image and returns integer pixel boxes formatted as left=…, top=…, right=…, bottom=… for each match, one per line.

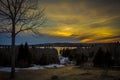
left=37, top=0, right=120, bottom=43
left=0, top=0, right=120, bottom=44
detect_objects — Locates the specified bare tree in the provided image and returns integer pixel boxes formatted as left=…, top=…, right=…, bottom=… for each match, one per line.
left=0, top=0, right=45, bottom=78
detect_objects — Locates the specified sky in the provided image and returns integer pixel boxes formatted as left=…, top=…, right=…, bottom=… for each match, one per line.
left=0, top=0, right=120, bottom=45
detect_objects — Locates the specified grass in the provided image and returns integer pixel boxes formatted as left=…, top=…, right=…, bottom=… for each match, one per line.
left=0, top=66, right=120, bottom=80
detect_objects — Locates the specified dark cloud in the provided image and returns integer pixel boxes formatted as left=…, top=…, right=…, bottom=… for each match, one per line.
left=105, top=17, right=120, bottom=29
left=84, top=0, right=120, bottom=6
left=94, top=35, right=120, bottom=41
left=75, top=34, right=94, bottom=41
left=83, top=0, right=120, bottom=16
left=88, top=23, right=105, bottom=28
left=57, top=19, right=80, bottom=25
left=40, top=0, right=81, bottom=3
left=88, top=16, right=120, bottom=29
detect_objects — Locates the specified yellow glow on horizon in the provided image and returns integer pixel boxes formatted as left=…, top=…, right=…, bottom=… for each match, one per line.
left=38, top=25, right=119, bottom=43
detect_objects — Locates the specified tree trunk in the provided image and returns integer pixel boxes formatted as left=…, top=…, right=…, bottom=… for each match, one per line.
left=10, top=22, right=16, bottom=79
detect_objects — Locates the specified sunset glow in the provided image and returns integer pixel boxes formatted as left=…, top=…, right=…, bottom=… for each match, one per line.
left=0, top=0, right=120, bottom=44
left=37, top=0, right=120, bottom=43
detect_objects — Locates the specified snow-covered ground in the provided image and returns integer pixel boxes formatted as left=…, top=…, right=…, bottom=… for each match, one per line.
left=0, top=64, right=64, bottom=72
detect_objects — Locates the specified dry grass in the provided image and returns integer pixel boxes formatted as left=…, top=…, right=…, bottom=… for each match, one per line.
left=0, top=66, right=120, bottom=80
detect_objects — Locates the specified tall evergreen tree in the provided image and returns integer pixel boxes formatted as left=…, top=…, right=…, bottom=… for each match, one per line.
left=93, top=48, right=105, bottom=67
left=17, top=43, right=32, bottom=68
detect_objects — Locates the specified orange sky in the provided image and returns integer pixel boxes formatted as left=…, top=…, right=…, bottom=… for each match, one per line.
left=36, top=0, right=120, bottom=43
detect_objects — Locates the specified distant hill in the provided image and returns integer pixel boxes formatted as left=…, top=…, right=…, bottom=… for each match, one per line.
left=0, top=42, right=119, bottom=47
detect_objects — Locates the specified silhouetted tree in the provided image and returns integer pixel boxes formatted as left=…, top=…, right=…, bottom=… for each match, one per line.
left=68, top=53, right=74, bottom=61
left=75, top=53, right=81, bottom=65
left=17, top=43, right=32, bottom=67
left=93, top=48, right=113, bottom=67
left=39, top=53, right=49, bottom=65
left=104, top=51, right=112, bottom=67
left=89, top=52, right=94, bottom=58
left=61, top=49, right=67, bottom=57
left=17, top=44, right=24, bottom=61
left=93, top=48, right=105, bottom=67
left=76, top=53, right=88, bottom=65
left=114, top=41, right=120, bottom=66
left=0, top=0, right=45, bottom=78
left=0, top=48, right=11, bottom=66
left=61, top=48, right=71, bottom=57
left=68, top=49, right=77, bottom=61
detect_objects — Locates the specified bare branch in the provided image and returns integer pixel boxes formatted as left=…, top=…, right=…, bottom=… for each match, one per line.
left=0, top=0, right=46, bottom=37
left=0, top=0, right=8, bottom=8
left=6, top=0, right=13, bottom=18
left=0, top=9, right=11, bottom=18
left=0, top=27, right=11, bottom=33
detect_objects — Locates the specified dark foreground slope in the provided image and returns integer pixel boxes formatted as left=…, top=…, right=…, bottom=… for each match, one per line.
left=0, top=66, right=120, bottom=80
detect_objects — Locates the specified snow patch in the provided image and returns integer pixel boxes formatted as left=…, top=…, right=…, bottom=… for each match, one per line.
left=59, top=56, right=70, bottom=65
left=44, top=64, right=64, bottom=68
left=0, top=67, right=12, bottom=72
left=0, top=64, right=64, bottom=72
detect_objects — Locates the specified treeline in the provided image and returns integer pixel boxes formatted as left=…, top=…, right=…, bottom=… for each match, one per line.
left=60, top=48, right=88, bottom=65
left=60, top=42, right=120, bottom=67
left=0, top=42, right=120, bottom=68
left=0, top=43, right=60, bottom=68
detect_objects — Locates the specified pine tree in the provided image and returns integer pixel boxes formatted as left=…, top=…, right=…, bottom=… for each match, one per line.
left=93, top=48, right=105, bottom=67
left=17, top=43, right=32, bottom=68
